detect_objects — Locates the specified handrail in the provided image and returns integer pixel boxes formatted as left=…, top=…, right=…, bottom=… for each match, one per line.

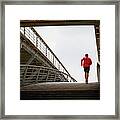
left=31, top=27, right=71, bottom=76
left=20, top=65, right=77, bottom=86
left=20, top=27, right=71, bottom=76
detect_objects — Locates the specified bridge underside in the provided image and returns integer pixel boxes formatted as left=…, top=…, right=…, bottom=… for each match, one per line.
left=20, top=20, right=100, bottom=27
left=20, top=33, right=70, bottom=84
left=21, top=33, right=56, bottom=68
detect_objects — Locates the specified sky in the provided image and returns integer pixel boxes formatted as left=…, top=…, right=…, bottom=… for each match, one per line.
left=34, top=26, right=98, bottom=83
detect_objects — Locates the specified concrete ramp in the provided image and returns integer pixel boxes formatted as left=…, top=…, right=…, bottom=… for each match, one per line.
left=20, top=82, right=100, bottom=100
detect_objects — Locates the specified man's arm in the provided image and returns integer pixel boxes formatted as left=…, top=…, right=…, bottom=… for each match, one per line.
left=90, top=58, right=92, bottom=65
left=81, top=58, right=84, bottom=66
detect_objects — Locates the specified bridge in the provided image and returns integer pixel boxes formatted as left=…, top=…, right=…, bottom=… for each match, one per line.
left=20, top=20, right=100, bottom=100
left=20, top=26, right=77, bottom=85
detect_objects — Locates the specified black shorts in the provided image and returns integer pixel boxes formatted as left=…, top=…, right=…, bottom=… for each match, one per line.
left=84, top=67, right=90, bottom=73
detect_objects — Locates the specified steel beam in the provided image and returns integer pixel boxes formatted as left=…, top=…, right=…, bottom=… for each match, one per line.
left=20, top=20, right=100, bottom=27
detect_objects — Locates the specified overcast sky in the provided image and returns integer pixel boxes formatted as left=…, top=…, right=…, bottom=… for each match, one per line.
left=35, top=26, right=98, bottom=83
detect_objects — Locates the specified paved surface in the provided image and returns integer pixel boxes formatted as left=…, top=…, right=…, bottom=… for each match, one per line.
left=20, top=82, right=100, bottom=100
left=21, top=82, right=100, bottom=91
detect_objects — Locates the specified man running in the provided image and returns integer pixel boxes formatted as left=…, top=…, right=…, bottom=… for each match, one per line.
left=81, top=54, right=92, bottom=84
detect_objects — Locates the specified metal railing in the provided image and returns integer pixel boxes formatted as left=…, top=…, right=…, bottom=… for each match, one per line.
left=20, top=27, right=71, bottom=76
left=20, top=65, right=77, bottom=86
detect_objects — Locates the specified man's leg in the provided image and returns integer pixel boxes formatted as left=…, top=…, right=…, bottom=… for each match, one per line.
left=84, top=68, right=89, bottom=84
left=86, top=73, right=89, bottom=84
left=86, top=67, right=90, bottom=84
left=84, top=72, right=86, bottom=81
left=85, top=72, right=88, bottom=84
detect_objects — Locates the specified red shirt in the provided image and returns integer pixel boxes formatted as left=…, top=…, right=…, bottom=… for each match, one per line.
left=81, top=57, right=92, bottom=67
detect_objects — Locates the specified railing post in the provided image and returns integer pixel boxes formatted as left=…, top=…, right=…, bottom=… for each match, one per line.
left=67, top=74, right=69, bottom=82
left=36, top=68, right=41, bottom=83
left=54, top=71, right=57, bottom=82
left=58, top=63, right=60, bottom=70
left=39, top=39, right=41, bottom=50
left=63, top=69, right=64, bottom=73
left=46, top=46, right=47, bottom=57
left=20, top=42, right=22, bottom=49
left=28, top=28, right=30, bottom=39
left=53, top=56, right=54, bottom=65
left=24, top=27, right=25, bottom=35
left=36, top=37, right=38, bottom=48
left=23, top=66, right=28, bottom=86
left=46, top=69, right=49, bottom=82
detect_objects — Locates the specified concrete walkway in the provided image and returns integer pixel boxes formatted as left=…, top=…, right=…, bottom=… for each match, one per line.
left=21, top=82, right=100, bottom=91
left=20, top=82, right=100, bottom=100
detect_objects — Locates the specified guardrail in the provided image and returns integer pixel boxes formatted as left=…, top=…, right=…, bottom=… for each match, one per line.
left=20, top=27, right=71, bottom=76
left=20, top=65, right=77, bottom=86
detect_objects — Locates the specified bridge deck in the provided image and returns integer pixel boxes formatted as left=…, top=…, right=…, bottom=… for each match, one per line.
left=20, top=82, right=100, bottom=100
